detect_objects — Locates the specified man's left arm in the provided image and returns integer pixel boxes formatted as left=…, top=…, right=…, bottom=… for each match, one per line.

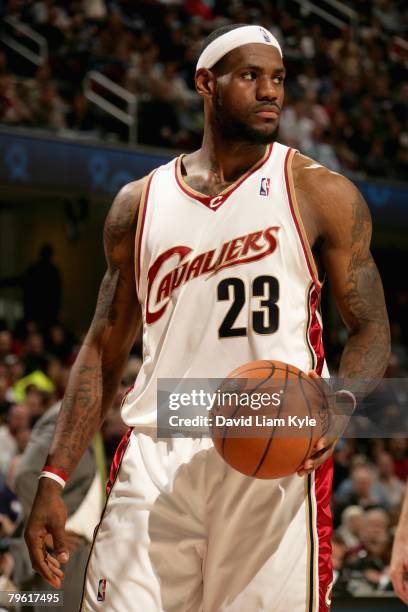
left=321, top=177, right=390, bottom=384
left=298, top=171, right=390, bottom=474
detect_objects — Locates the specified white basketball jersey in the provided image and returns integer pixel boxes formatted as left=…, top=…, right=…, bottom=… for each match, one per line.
left=122, top=142, right=328, bottom=427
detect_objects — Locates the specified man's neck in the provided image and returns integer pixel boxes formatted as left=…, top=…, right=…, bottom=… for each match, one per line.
left=192, top=130, right=268, bottom=183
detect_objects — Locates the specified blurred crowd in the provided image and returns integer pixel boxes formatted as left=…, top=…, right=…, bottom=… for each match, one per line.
left=0, top=0, right=406, bottom=179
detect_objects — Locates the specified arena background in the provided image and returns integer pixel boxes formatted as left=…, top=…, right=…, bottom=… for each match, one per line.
left=0, top=1, right=407, bottom=610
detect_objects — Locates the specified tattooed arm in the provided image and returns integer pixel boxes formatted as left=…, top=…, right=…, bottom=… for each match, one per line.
left=294, top=159, right=390, bottom=475
left=294, top=158, right=390, bottom=386
left=25, top=179, right=145, bottom=586
left=319, top=175, right=390, bottom=386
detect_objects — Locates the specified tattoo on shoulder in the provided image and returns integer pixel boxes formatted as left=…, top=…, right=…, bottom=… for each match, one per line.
left=350, top=193, right=371, bottom=246
left=104, top=182, right=141, bottom=259
left=91, top=181, right=142, bottom=328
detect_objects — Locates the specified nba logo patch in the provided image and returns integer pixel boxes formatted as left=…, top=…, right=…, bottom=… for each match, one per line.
left=260, top=27, right=271, bottom=43
left=260, top=178, right=270, bottom=196
left=97, top=579, right=107, bottom=602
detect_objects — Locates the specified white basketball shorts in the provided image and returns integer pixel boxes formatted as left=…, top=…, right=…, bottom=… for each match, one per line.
left=80, top=429, right=333, bottom=611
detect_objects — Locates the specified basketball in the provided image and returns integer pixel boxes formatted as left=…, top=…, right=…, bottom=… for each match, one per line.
left=210, top=360, right=330, bottom=479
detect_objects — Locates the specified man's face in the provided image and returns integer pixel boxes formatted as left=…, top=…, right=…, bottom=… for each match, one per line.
left=211, top=44, right=285, bottom=144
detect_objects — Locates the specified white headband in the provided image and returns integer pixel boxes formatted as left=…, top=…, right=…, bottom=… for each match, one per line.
left=196, top=25, right=283, bottom=71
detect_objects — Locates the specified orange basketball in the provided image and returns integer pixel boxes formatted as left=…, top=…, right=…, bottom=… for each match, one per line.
left=210, top=360, right=330, bottom=479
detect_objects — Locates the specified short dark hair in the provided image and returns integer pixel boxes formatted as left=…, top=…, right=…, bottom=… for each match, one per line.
left=200, top=23, right=248, bottom=73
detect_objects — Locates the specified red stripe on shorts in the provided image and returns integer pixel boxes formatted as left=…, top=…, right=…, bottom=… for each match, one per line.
left=315, top=458, right=334, bottom=611
left=106, top=427, right=133, bottom=496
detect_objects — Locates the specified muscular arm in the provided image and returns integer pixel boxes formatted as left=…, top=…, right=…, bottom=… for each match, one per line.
left=46, top=180, right=144, bottom=475
left=295, top=156, right=390, bottom=392
left=294, top=156, right=390, bottom=475
left=25, top=179, right=145, bottom=586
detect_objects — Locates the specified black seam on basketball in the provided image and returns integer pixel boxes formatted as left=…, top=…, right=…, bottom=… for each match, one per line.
left=221, top=366, right=276, bottom=456
left=237, top=362, right=327, bottom=404
left=295, top=371, right=315, bottom=472
left=251, top=363, right=289, bottom=477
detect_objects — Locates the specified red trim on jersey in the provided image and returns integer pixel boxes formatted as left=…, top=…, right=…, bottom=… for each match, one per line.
left=42, top=465, right=68, bottom=482
left=174, top=143, right=274, bottom=212
left=309, top=285, right=325, bottom=375
left=315, top=458, right=334, bottom=612
left=284, top=148, right=320, bottom=288
left=106, top=427, right=133, bottom=496
left=136, top=171, right=155, bottom=289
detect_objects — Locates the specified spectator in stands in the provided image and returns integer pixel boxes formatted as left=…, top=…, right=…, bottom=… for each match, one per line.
left=388, top=438, right=408, bottom=481
left=336, top=506, right=364, bottom=549
left=46, top=324, right=74, bottom=364
left=345, top=508, right=393, bottom=596
left=0, top=404, right=30, bottom=474
left=22, top=243, right=61, bottom=330
left=30, top=81, right=67, bottom=130
left=331, top=533, right=350, bottom=597
left=376, top=452, right=405, bottom=511
left=335, top=464, right=384, bottom=520
left=332, top=439, right=355, bottom=492
left=0, top=74, right=31, bottom=126
left=0, top=377, right=13, bottom=424
left=304, top=126, right=341, bottom=173
left=0, top=331, right=14, bottom=363
left=66, top=92, right=96, bottom=132
left=21, top=334, right=49, bottom=376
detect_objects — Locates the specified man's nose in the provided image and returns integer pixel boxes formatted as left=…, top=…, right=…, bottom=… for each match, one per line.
left=256, top=76, right=279, bottom=100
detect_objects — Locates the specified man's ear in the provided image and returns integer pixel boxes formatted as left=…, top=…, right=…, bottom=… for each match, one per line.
left=195, top=68, right=217, bottom=98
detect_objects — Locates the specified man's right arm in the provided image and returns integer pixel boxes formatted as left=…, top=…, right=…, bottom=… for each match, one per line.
left=25, top=178, right=145, bottom=587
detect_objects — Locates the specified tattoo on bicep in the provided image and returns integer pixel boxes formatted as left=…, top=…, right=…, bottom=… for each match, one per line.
left=345, top=253, right=386, bottom=324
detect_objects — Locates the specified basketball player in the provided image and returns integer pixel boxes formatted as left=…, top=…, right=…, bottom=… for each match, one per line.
left=25, top=25, right=390, bottom=611
left=390, top=485, right=408, bottom=604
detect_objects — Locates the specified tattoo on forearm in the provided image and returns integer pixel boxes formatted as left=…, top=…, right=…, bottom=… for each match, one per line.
left=340, top=195, right=390, bottom=384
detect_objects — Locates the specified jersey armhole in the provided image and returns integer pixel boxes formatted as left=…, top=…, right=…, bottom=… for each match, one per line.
left=284, top=148, right=322, bottom=290
left=135, top=170, right=156, bottom=298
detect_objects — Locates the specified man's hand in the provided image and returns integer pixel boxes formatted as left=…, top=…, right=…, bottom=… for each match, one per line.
left=296, top=371, right=354, bottom=477
left=390, top=531, right=408, bottom=604
left=24, top=479, right=69, bottom=589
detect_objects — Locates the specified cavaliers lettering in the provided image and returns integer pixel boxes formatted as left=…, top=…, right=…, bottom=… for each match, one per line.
left=146, top=226, right=280, bottom=324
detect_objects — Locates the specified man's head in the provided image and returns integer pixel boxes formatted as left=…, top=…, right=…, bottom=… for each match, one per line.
left=195, top=25, right=285, bottom=145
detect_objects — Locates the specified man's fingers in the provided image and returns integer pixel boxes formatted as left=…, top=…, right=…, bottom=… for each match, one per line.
left=45, top=553, right=64, bottom=576
left=29, top=540, right=62, bottom=587
left=391, top=571, right=408, bottom=605
left=297, top=442, right=336, bottom=475
left=51, top=524, right=70, bottom=564
left=390, top=567, right=408, bottom=605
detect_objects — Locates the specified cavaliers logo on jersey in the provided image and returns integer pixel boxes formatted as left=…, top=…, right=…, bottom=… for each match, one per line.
left=146, top=226, right=280, bottom=324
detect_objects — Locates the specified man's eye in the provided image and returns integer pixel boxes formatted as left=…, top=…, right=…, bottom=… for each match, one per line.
left=273, top=76, right=284, bottom=84
left=242, top=72, right=256, bottom=80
